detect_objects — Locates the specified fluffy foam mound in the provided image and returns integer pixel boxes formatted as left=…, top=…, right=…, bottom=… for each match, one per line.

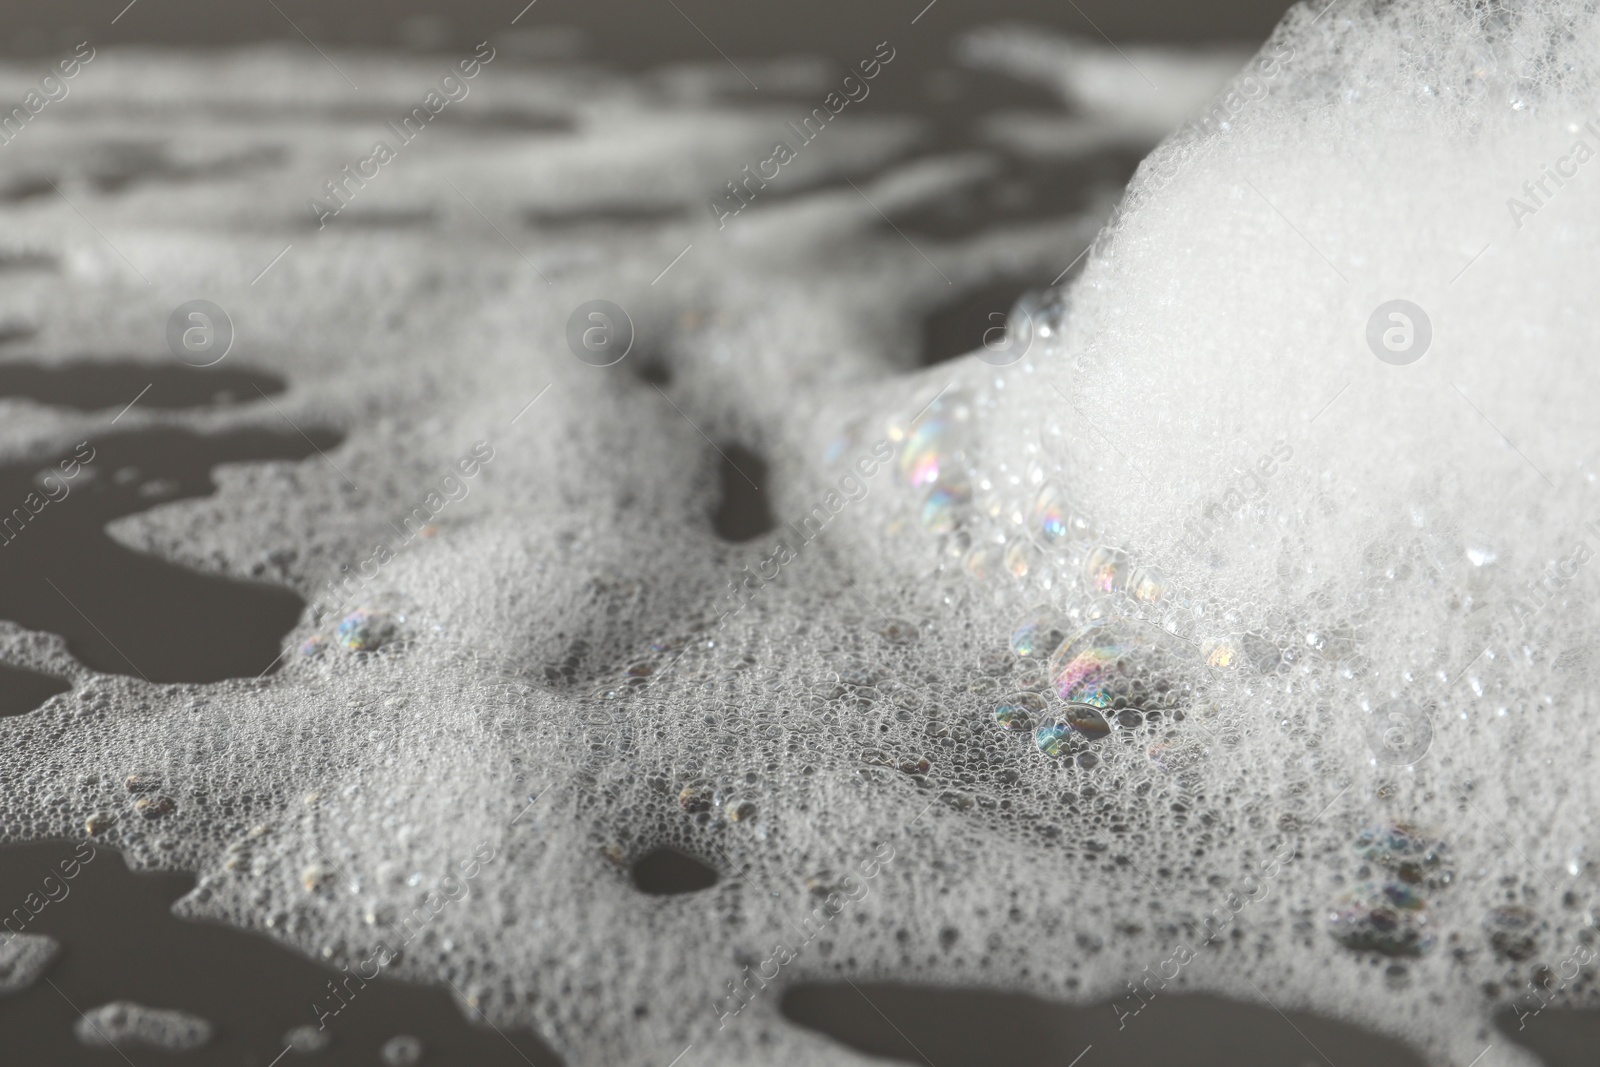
left=0, top=3, right=1596, bottom=1065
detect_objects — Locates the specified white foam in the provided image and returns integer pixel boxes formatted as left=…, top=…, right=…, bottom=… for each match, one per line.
left=0, top=4, right=1597, bottom=1065
left=0, top=933, right=58, bottom=995
left=73, top=1001, right=212, bottom=1051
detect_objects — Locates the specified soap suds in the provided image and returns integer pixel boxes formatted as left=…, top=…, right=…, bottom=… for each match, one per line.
left=0, top=4, right=1595, bottom=1066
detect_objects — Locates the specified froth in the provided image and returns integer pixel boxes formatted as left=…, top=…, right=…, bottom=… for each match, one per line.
left=0, top=3, right=1596, bottom=1066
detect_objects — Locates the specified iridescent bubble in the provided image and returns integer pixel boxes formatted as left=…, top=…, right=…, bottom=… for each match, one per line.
left=994, top=692, right=1045, bottom=732
left=964, top=543, right=1005, bottom=582
left=725, top=794, right=760, bottom=823
left=1084, top=546, right=1130, bottom=594
left=1326, top=883, right=1436, bottom=956
left=1004, top=538, right=1039, bottom=578
left=1203, top=638, right=1240, bottom=669
left=1029, top=483, right=1072, bottom=547
left=921, top=483, right=970, bottom=534
left=1127, top=566, right=1167, bottom=604
left=678, top=781, right=715, bottom=813
left=337, top=608, right=400, bottom=652
left=1354, top=823, right=1452, bottom=887
left=1009, top=609, right=1068, bottom=659
left=901, top=416, right=954, bottom=490
left=1034, top=720, right=1075, bottom=758
left=1049, top=621, right=1200, bottom=728
left=1148, top=735, right=1207, bottom=774
left=1049, top=625, right=1139, bottom=709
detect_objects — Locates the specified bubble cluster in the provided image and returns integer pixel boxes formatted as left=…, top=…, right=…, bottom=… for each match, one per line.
left=0, top=4, right=1597, bottom=1066
left=0, top=933, right=58, bottom=996
left=73, top=1003, right=212, bottom=1051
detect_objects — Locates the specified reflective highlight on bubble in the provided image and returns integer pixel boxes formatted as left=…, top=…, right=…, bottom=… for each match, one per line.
left=1034, top=720, right=1074, bottom=758
left=1326, top=882, right=1436, bottom=956
left=336, top=608, right=401, bottom=652
left=1009, top=609, right=1067, bottom=659
left=1355, top=823, right=1451, bottom=887
left=994, top=692, right=1045, bottom=732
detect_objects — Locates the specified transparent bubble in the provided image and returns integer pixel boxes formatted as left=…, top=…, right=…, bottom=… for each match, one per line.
left=1033, top=719, right=1077, bottom=758
left=1354, top=823, right=1452, bottom=887
left=1060, top=703, right=1112, bottom=740
left=678, top=781, right=714, bottom=813
left=337, top=608, right=401, bottom=652
left=1048, top=620, right=1198, bottom=718
left=993, top=693, right=1045, bottom=732
left=922, top=484, right=970, bottom=533
left=901, top=414, right=957, bottom=490
left=1009, top=609, right=1069, bottom=659
left=1326, top=883, right=1436, bottom=956
left=1028, top=483, right=1074, bottom=547
left=380, top=1034, right=424, bottom=1067
left=1083, top=546, right=1131, bottom=595
left=1483, top=904, right=1540, bottom=960
left=964, top=543, right=1006, bottom=582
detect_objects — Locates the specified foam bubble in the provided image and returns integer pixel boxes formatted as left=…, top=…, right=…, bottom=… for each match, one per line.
left=73, top=1002, right=212, bottom=1051
left=0, top=4, right=1597, bottom=1065
left=0, top=933, right=58, bottom=996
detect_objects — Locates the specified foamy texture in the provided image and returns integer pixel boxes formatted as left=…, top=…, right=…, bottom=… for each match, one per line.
left=0, top=933, right=58, bottom=995
left=0, top=5, right=1596, bottom=1066
left=73, top=1002, right=212, bottom=1050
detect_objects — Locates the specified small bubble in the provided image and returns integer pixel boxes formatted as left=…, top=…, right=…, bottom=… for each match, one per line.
left=1483, top=904, right=1540, bottom=960
left=1009, top=609, right=1068, bottom=660
left=1028, top=483, right=1073, bottom=547
left=1326, top=883, right=1435, bottom=956
left=1061, top=704, right=1112, bottom=741
left=1033, top=720, right=1077, bottom=759
left=678, top=781, right=714, bottom=814
left=1083, top=546, right=1130, bottom=594
left=725, top=794, right=759, bottom=822
left=283, top=1024, right=331, bottom=1052
left=1049, top=621, right=1195, bottom=718
left=994, top=693, right=1045, bottom=732
left=135, top=795, right=177, bottom=819
left=380, top=1034, right=424, bottom=1067
left=921, top=484, right=970, bottom=533
left=1354, top=823, right=1452, bottom=887
left=877, top=618, right=919, bottom=645
left=337, top=609, right=401, bottom=652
